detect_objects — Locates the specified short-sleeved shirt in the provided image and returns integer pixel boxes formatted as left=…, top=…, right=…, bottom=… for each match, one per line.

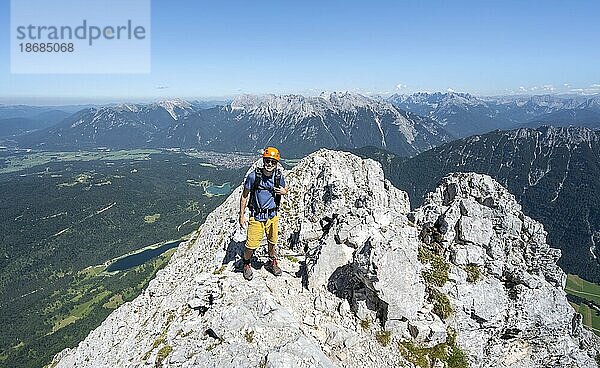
left=244, top=169, right=286, bottom=222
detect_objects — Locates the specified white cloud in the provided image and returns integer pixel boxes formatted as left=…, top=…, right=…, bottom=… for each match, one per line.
left=506, top=83, right=600, bottom=96
left=447, top=88, right=456, bottom=93
left=584, top=85, right=600, bottom=94
left=395, top=83, right=407, bottom=90
left=569, top=86, right=600, bottom=95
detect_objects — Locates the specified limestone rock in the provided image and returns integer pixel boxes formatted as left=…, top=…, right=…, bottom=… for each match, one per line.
left=416, top=172, right=599, bottom=367
left=458, top=216, right=493, bottom=246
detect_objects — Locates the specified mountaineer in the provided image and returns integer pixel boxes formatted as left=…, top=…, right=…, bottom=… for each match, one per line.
left=239, top=147, right=288, bottom=281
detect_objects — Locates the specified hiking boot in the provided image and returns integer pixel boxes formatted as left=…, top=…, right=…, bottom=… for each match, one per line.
left=243, top=263, right=253, bottom=281
left=265, top=258, right=282, bottom=276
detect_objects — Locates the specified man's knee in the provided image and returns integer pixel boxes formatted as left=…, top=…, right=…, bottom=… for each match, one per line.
left=266, top=233, right=278, bottom=246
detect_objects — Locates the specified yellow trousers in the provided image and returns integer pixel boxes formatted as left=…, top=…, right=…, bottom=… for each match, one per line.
left=246, top=215, right=279, bottom=250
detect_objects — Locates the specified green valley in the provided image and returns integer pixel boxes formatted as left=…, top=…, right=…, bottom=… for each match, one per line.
left=566, top=274, right=600, bottom=335
left=0, top=149, right=247, bottom=368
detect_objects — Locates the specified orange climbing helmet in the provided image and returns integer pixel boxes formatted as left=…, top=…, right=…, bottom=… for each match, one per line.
left=263, top=147, right=280, bottom=161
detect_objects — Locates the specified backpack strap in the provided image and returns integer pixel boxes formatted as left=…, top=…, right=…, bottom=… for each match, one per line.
left=274, top=169, right=282, bottom=208
left=249, top=167, right=262, bottom=211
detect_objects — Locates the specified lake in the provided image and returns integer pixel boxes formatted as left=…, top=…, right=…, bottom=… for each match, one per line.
left=205, top=182, right=232, bottom=196
left=106, top=240, right=182, bottom=272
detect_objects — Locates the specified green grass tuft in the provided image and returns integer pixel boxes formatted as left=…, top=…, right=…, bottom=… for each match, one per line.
left=447, top=346, right=469, bottom=368
left=376, top=330, right=392, bottom=347
left=212, top=265, right=226, bottom=275
left=284, top=254, right=299, bottom=263
left=245, top=330, right=254, bottom=343
left=398, top=328, right=468, bottom=368
left=431, top=289, right=453, bottom=320
left=418, top=245, right=449, bottom=287
left=398, top=340, right=432, bottom=368
left=465, top=264, right=481, bottom=283
left=360, top=318, right=371, bottom=330
left=155, top=345, right=172, bottom=366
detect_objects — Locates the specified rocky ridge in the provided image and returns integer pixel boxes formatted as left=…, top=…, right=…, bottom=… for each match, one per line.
left=52, top=150, right=600, bottom=367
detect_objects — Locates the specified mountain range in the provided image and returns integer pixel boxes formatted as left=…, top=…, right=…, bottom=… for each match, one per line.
left=0, top=106, right=71, bottom=137
left=0, top=104, right=111, bottom=137
left=13, top=93, right=453, bottom=157
left=4, top=91, right=599, bottom=158
left=388, top=92, right=600, bottom=137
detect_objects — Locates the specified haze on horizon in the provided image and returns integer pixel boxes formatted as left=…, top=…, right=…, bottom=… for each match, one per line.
left=1, top=0, right=599, bottom=105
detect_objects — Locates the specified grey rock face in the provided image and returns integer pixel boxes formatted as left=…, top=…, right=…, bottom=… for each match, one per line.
left=51, top=150, right=599, bottom=368
left=416, top=172, right=598, bottom=367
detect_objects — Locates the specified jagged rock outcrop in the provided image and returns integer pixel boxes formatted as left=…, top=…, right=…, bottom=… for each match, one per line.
left=51, top=149, right=600, bottom=368
left=415, top=173, right=595, bottom=367
left=381, top=126, right=600, bottom=284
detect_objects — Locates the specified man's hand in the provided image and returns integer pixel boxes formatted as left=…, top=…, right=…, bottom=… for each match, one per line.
left=274, top=186, right=288, bottom=195
left=239, top=214, right=247, bottom=229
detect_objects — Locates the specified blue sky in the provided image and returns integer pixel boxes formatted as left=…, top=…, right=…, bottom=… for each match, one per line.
left=1, top=0, right=599, bottom=104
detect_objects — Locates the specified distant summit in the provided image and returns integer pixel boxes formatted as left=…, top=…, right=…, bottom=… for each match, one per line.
left=389, top=92, right=600, bottom=137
